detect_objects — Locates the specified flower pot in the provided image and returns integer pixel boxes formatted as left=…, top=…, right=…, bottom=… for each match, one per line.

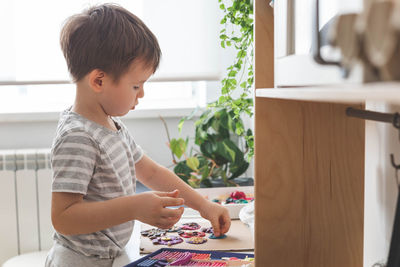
left=201, top=177, right=254, bottom=188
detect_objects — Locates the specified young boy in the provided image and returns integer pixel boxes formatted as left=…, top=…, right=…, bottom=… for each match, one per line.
left=45, top=3, right=230, bottom=267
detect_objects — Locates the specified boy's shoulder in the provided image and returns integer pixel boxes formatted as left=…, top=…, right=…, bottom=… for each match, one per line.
left=53, top=109, right=100, bottom=146
left=53, top=109, right=131, bottom=145
left=57, top=109, right=90, bottom=134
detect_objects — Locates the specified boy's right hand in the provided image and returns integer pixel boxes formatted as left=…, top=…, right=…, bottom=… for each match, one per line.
left=132, top=189, right=184, bottom=229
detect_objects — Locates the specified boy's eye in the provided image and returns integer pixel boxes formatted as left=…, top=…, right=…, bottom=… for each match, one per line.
left=133, top=86, right=140, bottom=90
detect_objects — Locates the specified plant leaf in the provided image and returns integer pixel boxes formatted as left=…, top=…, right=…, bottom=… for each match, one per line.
left=170, top=138, right=186, bottom=159
left=222, top=141, right=236, bottom=162
left=186, top=156, right=200, bottom=171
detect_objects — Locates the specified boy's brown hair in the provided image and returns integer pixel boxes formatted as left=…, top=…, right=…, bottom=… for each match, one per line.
left=60, top=3, right=161, bottom=83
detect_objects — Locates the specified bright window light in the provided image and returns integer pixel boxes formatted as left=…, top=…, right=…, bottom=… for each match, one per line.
left=0, top=0, right=222, bottom=114
left=0, top=81, right=206, bottom=114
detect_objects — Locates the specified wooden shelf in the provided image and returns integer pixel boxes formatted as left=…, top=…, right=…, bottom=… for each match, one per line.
left=256, top=82, right=400, bottom=103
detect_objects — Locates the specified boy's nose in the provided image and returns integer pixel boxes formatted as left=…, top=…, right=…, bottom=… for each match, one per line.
left=139, top=88, right=144, bottom=98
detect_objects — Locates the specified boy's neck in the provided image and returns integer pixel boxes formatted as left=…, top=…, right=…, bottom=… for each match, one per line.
left=72, top=84, right=118, bottom=132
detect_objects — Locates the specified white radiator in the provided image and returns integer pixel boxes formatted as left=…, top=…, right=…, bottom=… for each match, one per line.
left=0, top=149, right=53, bottom=265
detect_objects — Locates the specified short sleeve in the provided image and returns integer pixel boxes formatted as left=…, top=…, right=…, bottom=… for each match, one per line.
left=130, top=136, right=144, bottom=163
left=51, top=131, right=98, bottom=194
left=114, top=117, right=143, bottom=163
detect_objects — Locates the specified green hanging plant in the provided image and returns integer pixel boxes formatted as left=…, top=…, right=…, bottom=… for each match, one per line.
left=162, top=0, right=254, bottom=188
left=212, top=0, right=254, bottom=159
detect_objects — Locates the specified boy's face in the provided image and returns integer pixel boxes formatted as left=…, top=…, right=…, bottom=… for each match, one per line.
left=99, top=60, right=154, bottom=117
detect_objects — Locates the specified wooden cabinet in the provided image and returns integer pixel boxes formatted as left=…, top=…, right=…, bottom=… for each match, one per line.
left=254, top=1, right=365, bottom=266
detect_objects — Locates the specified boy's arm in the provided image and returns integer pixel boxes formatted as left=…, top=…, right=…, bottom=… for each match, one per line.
left=51, top=190, right=184, bottom=235
left=135, top=155, right=231, bottom=236
left=50, top=131, right=185, bottom=235
left=136, top=155, right=208, bottom=211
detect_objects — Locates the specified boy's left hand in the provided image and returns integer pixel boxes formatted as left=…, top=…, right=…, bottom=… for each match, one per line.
left=199, top=201, right=231, bottom=237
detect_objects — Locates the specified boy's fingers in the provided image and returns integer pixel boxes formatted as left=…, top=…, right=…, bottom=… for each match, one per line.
left=154, top=189, right=179, bottom=198
left=153, top=191, right=168, bottom=197
left=162, top=196, right=184, bottom=207
left=210, top=218, right=221, bottom=237
left=167, top=189, right=179, bottom=197
left=157, top=214, right=182, bottom=229
left=162, top=207, right=184, bottom=218
left=220, top=215, right=231, bottom=234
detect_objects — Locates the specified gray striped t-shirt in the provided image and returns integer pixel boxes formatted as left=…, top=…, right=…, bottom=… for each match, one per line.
left=51, top=108, right=143, bottom=259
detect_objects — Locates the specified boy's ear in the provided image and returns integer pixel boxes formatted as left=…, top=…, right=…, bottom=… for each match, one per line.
left=88, top=69, right=105, bottom=93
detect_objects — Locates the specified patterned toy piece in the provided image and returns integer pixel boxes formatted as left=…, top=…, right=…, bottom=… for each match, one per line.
left=212, top=198, right=221, bottom=204
left=181, top=222, right=201, bottom=230
left=152, top=250, right=186, bottom=261
left=186, top=236, right=208, bottom=244
left=152, top=236, right=183, bottom=246
left=184, top=261, right=227, bottom=266
left=209, top=233, right=227, bottom=239
left=144, top=249, right=253, bottom=267
left=148, top=250, right=233, bottom=266
left=191, top=253, right=211, bottom=260
left=178, top=230, right=206, bottom=238
left=166, top=225, right=181, bottom=232
left=230, top=190, right=246, bottom=200
left=200, top=227, right=213, bottom=234
left=169, top=252, right=192, bottom=266
left=137, top=258, right=158, bottom=267
left=152, top=260, right=168, bottom=267
left=151, top=250, right=174, bottom=260
left=151, top=251, right=211, bottom=261
left=141, top=228, right=166, bottom=240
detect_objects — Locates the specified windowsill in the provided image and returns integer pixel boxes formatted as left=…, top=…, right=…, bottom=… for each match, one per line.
left=0, top=107, right=204, bottom=123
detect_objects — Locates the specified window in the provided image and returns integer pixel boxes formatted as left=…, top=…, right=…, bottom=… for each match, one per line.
left=0, top=0, right=226, bottom=114
left=0, top=81, right=207, bottom=113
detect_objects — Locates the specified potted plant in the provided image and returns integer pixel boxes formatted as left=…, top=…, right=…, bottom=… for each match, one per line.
left=162, top=107, right=251, bottom=188
left=163, top=0, right=254, bottom=188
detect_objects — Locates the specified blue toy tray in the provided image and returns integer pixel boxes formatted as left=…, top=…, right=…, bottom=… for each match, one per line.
left=124, top=247, right=254, bottom=267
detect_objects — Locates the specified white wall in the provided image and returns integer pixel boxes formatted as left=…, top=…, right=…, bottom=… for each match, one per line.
left=364, top=102, right=399, bottom=266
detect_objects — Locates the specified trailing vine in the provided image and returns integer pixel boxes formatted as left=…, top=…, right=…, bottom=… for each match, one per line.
left=164, top=0, right=254, bottom=187
left=212, top=0, right=254, bottom=159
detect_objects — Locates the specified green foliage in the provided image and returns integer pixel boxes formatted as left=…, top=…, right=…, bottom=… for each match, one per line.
left=168, top=108, right=250, bottom=188
left=211, top=0, right=254, bottom=159
left=169, top=138, right=188, bottom=159
left=166, top=0, right=254, bottom=188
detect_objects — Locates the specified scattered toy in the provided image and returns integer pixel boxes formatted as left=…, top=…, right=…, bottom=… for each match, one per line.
left=209, top=233, right=227, bottom=239
left=186, top=236, right=208, bottom=244
left=181, top=222, right=201, bottom=230
left=152, top=236, right=183, bottom=246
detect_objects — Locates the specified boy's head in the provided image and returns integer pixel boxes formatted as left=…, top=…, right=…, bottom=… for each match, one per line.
left=60, top=3, right=161, bottom=83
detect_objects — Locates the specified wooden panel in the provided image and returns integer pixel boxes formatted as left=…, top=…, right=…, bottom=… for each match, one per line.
left=255, top=0, right=274, bottom=89
left=16, top=169, right=39, bottom=253
left=0, top=170, right=19, bottom=265
left=255, top=99, right=364, bottom=266
left=254, top=0, right=274, bottom=265
left=302, top=102, right=364, bottom=266
left=255, top=98, right=304, bottom=265
left=329, top=104, right=365, bottom=266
